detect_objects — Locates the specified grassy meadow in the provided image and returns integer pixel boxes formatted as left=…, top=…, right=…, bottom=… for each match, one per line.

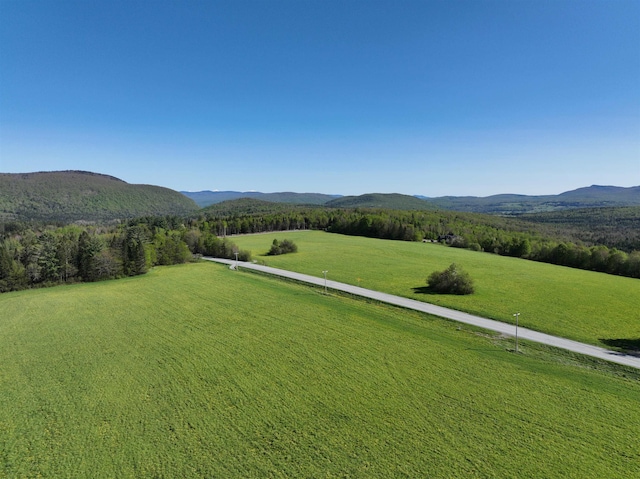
left=1, top=262, right=639, bottom=477
left=231, top=231, right=640, bottom=348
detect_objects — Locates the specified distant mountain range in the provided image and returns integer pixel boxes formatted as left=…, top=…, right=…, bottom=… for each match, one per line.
left=181, top=190, right=340, bottom=207
left=1, top=171, right=199, bottom=222
left=184, top=185, right=640, bottom=215
left=1, top=170, right=638, bottom=223
left=325, top=193, right=431, bottom=210
left=423, top=185, right=640, bottom=214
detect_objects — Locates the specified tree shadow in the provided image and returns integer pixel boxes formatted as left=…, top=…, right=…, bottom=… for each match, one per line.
left=413, top=286, right=473, bottom=296
left=412, top=286, right=438, bottom=295
left=600, top=338, right=640, bottom=357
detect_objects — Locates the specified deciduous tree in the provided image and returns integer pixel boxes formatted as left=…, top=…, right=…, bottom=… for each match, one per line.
left=427, top=263, right=475, bottom=295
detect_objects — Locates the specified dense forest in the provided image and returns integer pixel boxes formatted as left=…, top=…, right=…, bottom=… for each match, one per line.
left=0, top=219, right=250, bottom=293
left=2, top=200, right=639, bottom=293
left=0, top=194, right=640, bottom=292
left=0, top=171, right=199, bottom=222
left=196, top=205, right=640, bottom=278
left=519, top=206, right=640, bottom=253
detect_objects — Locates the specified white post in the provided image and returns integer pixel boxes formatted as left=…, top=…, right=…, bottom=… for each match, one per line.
left=322, top=270, right=328, bottom=294
left=513, top=312, right=520, bottom=353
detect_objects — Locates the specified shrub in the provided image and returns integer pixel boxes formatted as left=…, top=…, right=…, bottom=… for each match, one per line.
left=267, top=239, right=298, bottom=256
left=427, top=263, right=475, bottom=295
left=237, top=249, right=252, bottom=262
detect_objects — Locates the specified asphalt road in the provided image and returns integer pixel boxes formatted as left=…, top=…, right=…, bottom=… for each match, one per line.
left=204, top=257, right=640, bottom=370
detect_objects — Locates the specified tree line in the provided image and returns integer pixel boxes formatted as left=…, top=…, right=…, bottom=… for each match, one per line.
left=198, top=207, right=640, bottom=278
left=0, top=222, right=250, bottom=293
left=2, top=204, right=639, bottom=293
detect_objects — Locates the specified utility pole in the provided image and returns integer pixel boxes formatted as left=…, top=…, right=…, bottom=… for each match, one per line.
left=513, top=312, right=520, bottom=353
left=322, top=270, right=328, bottom=294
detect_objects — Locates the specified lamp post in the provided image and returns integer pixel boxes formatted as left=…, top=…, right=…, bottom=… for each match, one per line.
left=234, top=252, right=239, bottom=270
left=513, top=312, right=520, bottom=353
left=322, top=270, right=328, bottom=294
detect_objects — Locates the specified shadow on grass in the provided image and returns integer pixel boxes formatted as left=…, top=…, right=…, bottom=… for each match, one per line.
left=412, top=286, right=438, bottom=295
left=412, top=286, right=472, bottom=296
left=600, top=338, right=640, bottom=357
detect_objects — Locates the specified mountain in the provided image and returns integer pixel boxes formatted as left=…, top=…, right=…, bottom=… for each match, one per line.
left=202, top=198, right=315, bottom=216
left=326, top=193, right=434, bottom=210
left=186, top=185, right=640, bottom=214
left=557, top=185, right=640, bottom=203
left=424, top=185, right=640, bottom=215
left=181, top=190, right=340, bottom=208
left=6, top=172, right=634, bottom=223
left=201, top=194, right=432, bottom=217
left=0, top=171, right=199, bottom=222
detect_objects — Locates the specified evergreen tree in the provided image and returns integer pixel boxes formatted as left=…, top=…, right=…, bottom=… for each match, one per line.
left=122, top=225, right=149, bottom=276
left=38, top=232, right=60, bottom=282
left=77, top=231, right=104, bottom=281
left=0, top=239, right=26, bottom=292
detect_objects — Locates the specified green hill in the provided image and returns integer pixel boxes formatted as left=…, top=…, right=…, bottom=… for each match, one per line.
left=182, top=190, right=339, bottom=207
left=425, top=185, right=640, bottom=215
left=0, top=171, right=199, bottom=222
left=197, top=198, right=639, bottom=262
left=326, top=193, right=432, bottom=210
left=230, top=230, right=640, bottom=347
left=183, top=186, right=640, bottom=213
left=201, top=197, right=316, bottom=216
left=201, top=193, right=437, bottom=219
left=1, top=263, right=638, bottom=477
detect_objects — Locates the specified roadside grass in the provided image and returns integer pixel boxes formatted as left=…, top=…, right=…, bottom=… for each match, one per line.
left=1, top=262, right=639, bottom=477
left=230, top=231, right=640, bottom=348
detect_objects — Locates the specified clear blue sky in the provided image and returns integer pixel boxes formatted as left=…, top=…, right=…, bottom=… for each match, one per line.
left=1, top=0, right=639, bottom=196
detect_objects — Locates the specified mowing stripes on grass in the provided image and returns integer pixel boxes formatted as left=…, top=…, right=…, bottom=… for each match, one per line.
left=1, top=263, right=639, bottom=477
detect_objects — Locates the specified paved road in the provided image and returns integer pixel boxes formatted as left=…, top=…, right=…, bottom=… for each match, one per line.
left=204, top=257, right=640, bottom=370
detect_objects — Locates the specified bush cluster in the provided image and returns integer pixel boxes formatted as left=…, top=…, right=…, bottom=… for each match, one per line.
left=267, top=239, right=298, bottom=256
left=427, top=263, right=475, bottom=295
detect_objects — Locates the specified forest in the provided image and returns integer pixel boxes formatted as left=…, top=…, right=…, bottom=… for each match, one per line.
left=520, top=206, right=640, bottom=252
left=0, top=219, right=250, bottom=293
left=0, top=171, right=199, bottom=222
left=1, top=203, right=639, bottom=293
left=197, top=206, right=639, bottom=277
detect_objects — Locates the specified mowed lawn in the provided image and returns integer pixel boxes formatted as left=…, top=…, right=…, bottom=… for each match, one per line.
left=231, top=231, right=640, bottom=348
left=1, top=262, right=639, bottom=478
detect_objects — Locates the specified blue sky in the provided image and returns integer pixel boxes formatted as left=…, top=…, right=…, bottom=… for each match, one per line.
left=1, top=0, right=638, bottom=196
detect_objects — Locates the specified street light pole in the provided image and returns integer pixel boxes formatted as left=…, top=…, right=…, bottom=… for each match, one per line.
left=513, top=312, right=520, bottom=353
left=322, top=270, right=328, bottom=294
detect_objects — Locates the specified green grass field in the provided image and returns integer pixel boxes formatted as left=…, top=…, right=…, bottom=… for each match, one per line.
left=1, top=263, right=639, bottom=477
left=230, top=231, right=640, bottom=348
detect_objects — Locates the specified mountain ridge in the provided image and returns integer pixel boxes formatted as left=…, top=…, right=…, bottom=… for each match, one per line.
left=325, top=193, right=432, bottom=210
left=1, top=171, right=199, bottom=222
left=181, top=190, right=341, bottom=207
left=2, top=169, right=638, bottom=221
left=183, top=185, right=640, bottom=214
left=425, top=185, right=640, bottom=214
